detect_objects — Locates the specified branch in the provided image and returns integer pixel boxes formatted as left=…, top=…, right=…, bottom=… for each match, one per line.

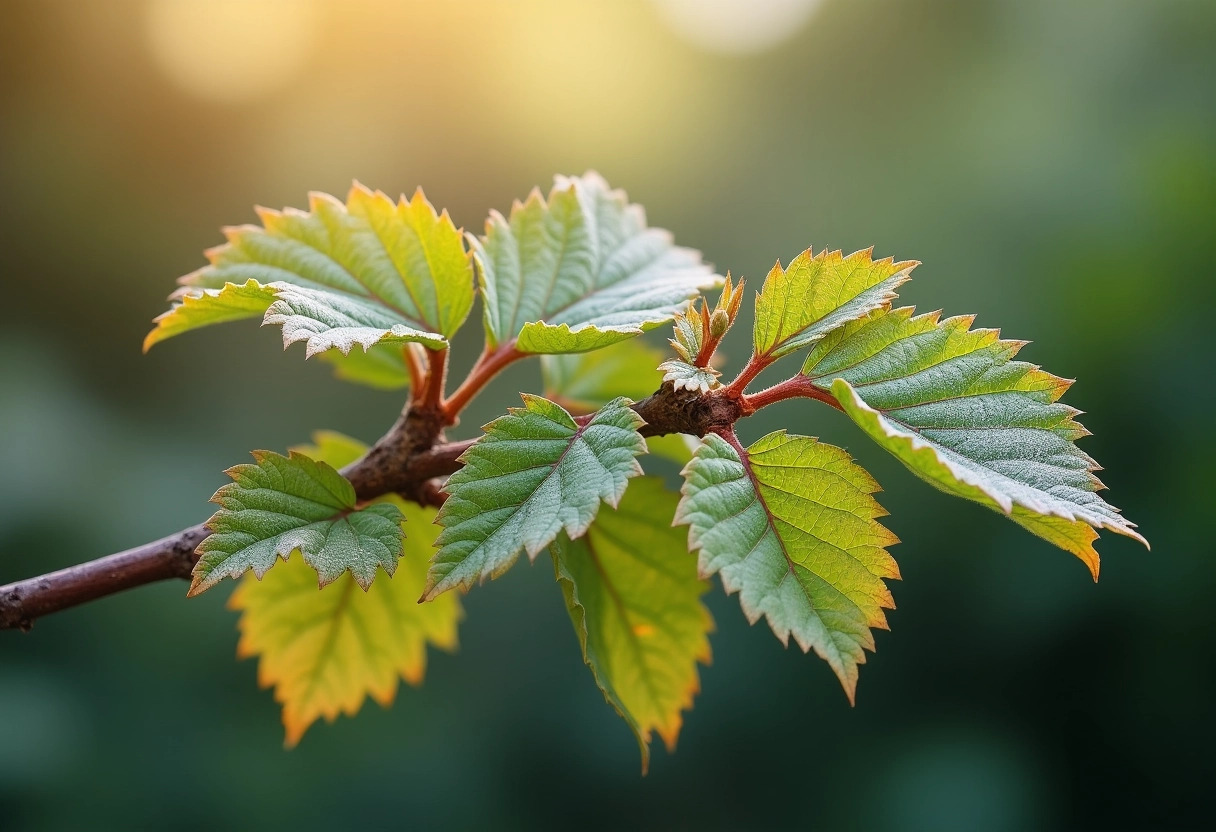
left=0, top=378, right=753, bottom=632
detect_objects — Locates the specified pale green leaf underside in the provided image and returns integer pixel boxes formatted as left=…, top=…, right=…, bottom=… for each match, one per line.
left=425, top=395, right=646, bottom=599
left=472, top=172, right=722, bottom=354
left=754, top=247, right=916, bottom=360
left=801, top=306, right=1147, bottom=576
left=191, top=450, right=404, bottom=596
left=145, top=184, right=474, bottom=355
left=676, top=431, right=898, bottom=700
left=552, top=477, right=712, bottom=771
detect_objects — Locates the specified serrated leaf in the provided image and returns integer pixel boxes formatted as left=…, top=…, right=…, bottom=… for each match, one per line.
left=657, top=359, right=721, bottom=394
left=191, top=449, right=405, bottom=596
left=317, top=342, right=412, bottom=390
left=541, top=337, right=666, bottom=413
left=471, top=172, right=721, bottom=354
left=552, top=477, right=712, bottom=772
left=800, top=306, right=1147, bottom=576
left=753, top=247, right=916, bottom=361
left=144, top=184, right=474, bottom=355
left=676, top=431, right=898, bottom=700
left=229, top=431, right=461, bottom=746
left=424, top=395, right=646, bottom=600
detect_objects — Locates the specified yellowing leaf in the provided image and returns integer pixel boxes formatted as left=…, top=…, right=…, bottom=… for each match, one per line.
left=753, top=247, right=916, bottom=361
left=801, top=306, right=1147, bottom=575
left=677, top=431, right=898, bottom=701
left=145, top=184, right=474, bottom=355
left=228, top=432, right=462, bottom=747
left=552, top=477, right=712, bottom=772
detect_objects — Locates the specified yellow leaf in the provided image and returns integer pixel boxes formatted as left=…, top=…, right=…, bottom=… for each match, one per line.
left=228, top=432, right=462, bottom=746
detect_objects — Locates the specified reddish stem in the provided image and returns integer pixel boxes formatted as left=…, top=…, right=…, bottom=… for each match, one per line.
left=741, top=374, right=842, bottom=412
left=403, top=344, right=427, bottom=397
left=723, top=352, right=773, bottom=398
left=442, top=342, right=525, bottom=422
left=419, top=347, right=448, bottom=409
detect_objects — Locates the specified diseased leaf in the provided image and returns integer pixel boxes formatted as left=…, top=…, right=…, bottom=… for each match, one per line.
left=191, top=449, right=404, bottom=596
left=144, top=184, right=474, bottom=355
left=753, top=247, right=916, bottom=361
left=471, top=172, right=722, bottom=354
left=541, top=337, right=666, bottom=413
left=677, top=431, right=898, bottom=700
left=552, top=477, right=712, bottom=772
left=229, top=431, right=461, bottom=746
left=424, top=395, right=646, bottom=600
left=801, top=306, right=1147, bottom=576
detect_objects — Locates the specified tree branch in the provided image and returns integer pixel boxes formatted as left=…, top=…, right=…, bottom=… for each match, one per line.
left=0, top=379, right=751, bottom=632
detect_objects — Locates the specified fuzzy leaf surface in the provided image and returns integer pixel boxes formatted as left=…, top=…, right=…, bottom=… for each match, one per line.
left=471, top=172, right=721, bottom=354
left=229, top=432, right=461, bottom=746
left=425, top=395, right=646, bottom=599
left=677, top=431, right=898, bottom=700
left=657, top=359, right=720, bottom=394
left=753, top=247, right=916, bottom=361
left=552, top=477, right=712, bottom=772
left=801, top=306, right=1146, bottom=576
left=145, top=185, right=474, bottom=355
left=191, top=449, right=404, bottom=596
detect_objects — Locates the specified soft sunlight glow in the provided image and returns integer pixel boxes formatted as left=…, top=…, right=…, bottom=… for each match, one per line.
left=649, top=0, right=823, bottom=55
left=144, top=0, right=320, bottom=104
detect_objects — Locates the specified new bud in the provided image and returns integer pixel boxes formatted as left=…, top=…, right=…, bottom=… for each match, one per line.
left=710, top=308, right=731, bottom=338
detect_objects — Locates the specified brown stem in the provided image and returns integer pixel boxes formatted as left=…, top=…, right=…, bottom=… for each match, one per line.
left=1, top=375, right=765, bottom=632
left=441, top=342, right=524, bottom=423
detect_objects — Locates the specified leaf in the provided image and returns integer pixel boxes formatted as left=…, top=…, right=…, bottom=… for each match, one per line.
left=144, top=184, right=474, bottom=354
left=552, top=477, right=712, bottom=772
left=676, top=431, right=898, bottom=700
left=229, top=431, right=462, bottom=746
left=800, top=306, right=1147, bottom=576
left=471, top=172, right=721, bottom=354
left=190, top=449, right=405, bottom=596
left=753, top=247, right=916, bottom=361
left=657, top=359, right=721, bottom=394
left=541, top=337, right=666, bottom=413
left=424, top=395, right=646, bottom=600
left=317, top=342, right=412, bottom=390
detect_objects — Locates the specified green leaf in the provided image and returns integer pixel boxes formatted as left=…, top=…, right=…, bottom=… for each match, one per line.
left=676, top=431, right=898, bottom=700
left=471, top=172, right=722, bottom=354
left=541, top=337, right=666, bottom=413
left=317, top=342, right=412, bottom=390
left=753, top=247, right=916, bottom=361
left=229, top=431, right=461, bottom=747
left=801, top=306, right=1147, bottom=576
left=190, top=449, right=405, bottom=596
left=424, top=395, right=646, bottom=600
left=552, top=477, right=712, bottom=772
left=144, top=184, right=474, bottom=354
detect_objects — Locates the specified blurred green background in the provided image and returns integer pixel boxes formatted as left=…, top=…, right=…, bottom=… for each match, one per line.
left=1, top=0, right=1213, bottom=829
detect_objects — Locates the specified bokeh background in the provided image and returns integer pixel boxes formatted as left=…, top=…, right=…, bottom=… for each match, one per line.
left=1, top=0, right=1213, bottom=829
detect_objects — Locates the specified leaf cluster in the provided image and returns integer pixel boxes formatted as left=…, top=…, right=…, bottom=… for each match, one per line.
left=146, top=173, right=1146, bottom=763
